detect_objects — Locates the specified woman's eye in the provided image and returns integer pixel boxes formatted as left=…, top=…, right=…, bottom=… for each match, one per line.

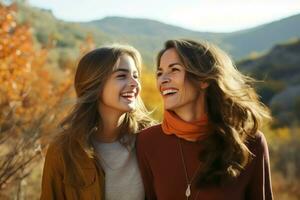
left=117, top=74, right=126, bottom=78
left=132, top=72, right=139, bottom=79
left=156, top=72, right=162, bottom=77
left=171, top=68, right=179, bottom=72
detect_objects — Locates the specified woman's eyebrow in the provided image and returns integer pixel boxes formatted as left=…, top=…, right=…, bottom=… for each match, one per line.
left=113, top=68, right=138, bottom=75
left=157, top=62, right=182, bottom=70
left=113, top=68, right=129, bottom=73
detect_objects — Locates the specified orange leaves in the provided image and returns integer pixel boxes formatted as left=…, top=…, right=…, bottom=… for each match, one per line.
left=0, top=3, right=73, bottom=192
left=0, top=3, right=71, bottom=128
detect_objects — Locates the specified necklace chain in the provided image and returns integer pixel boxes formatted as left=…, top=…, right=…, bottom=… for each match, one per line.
left=178, top=138, right=201, bottom=200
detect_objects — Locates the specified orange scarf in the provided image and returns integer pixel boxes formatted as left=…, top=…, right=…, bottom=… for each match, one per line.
left=162, top=110, right=212, bottom=142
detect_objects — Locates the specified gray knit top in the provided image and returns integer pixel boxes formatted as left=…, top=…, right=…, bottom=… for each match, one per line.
left=93, top=135, right=145, bottom=200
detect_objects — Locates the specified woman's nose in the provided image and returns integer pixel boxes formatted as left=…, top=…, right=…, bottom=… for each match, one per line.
left=129, top=76, right=139, bottom=87
left=160, top=73, right=171, bottom=84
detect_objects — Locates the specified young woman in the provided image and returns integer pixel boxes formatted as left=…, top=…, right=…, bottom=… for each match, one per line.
left=137, top=39, right=273, bottom=200
left=40, top=45, right=154, bottom=200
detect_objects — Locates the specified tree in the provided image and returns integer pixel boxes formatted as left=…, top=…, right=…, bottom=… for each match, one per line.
left=0, top=3, right=72, bottom=198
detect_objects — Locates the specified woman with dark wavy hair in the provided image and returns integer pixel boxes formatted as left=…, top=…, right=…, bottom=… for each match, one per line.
left=40, top=44, right=155, bottom=200
left=137, top=39, right=273, bottom=200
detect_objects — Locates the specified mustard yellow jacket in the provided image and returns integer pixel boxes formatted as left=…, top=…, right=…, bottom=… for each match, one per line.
left=40, top=140, right=104, bottom=200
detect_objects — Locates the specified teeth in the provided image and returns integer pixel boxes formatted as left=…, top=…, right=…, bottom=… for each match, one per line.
left=122, top=92, right=135, bottom=97
left=162, top=89, right=178, bottom=95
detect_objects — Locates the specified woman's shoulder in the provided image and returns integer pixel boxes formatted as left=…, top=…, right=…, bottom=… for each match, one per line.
left=249, top=131, right=268, bottom=145
left=44, top=137, right=66, bottom=162
left=42, top=137, right=68, bottom=176
left=138, top=124, right=162, bottom=138
left=46, top=134, right=68, bottom=152
left=136, top=124, right=166, bottom=147
left=246, top=131, right=269, bottom=156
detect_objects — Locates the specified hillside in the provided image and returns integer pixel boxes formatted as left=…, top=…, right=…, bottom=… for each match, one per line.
left=16, top=3, right=113, bottom=68
left=238, top=39, right=300, bottom=125
left=17, top=2, right=300, bottom=66
left=17, top=3, right=111, bottom=47
left=224, top=14, right=300, bottom=58
left=82, top=17, right=227, bottom=65
left=83, top=14, right=300, bottom=60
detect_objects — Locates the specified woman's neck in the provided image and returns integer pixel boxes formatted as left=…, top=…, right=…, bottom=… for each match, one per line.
left=173, top=93, right=207, bottom=122
left=96, top=110, right=126, bottom=143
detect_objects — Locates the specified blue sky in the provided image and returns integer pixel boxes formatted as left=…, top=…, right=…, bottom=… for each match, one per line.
left=28, top=0, right=300, bottom=32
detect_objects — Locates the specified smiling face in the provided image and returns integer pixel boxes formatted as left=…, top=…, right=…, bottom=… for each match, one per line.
left=156, top=48, right=203, bottom=113
left=99, top=54, right=140, bottom=115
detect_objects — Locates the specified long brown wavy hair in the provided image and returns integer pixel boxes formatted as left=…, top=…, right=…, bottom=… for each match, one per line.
left=56, top=44, right=155, bottom=191
left=157, top=39, right=271, bottom=186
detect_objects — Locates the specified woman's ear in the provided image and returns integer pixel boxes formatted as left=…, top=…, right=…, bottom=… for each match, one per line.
left=200, top=81, right=209, bottom=90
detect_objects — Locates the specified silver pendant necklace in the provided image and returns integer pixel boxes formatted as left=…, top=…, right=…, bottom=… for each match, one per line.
left=178, top=138, right=201, bottom=200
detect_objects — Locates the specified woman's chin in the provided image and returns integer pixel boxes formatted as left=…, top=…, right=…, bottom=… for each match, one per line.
left=164, top=104, right=176, bottom=111
left=122, top=103, right=136, bottom=112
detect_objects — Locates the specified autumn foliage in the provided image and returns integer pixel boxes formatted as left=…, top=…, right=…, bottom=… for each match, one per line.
left=0, top=3, right=72, bottom=198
